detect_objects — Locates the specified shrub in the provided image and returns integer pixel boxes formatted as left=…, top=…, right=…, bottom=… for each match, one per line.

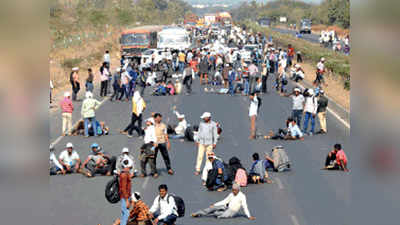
left=61, top=58, right=83, bottom=69
left=89, top=10, right=108, bottom=27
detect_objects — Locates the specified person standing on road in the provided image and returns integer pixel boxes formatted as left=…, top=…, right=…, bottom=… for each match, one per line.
left=119, top=165, right=132, bottom=225
left=249, top=93, right=259, bottom=140
left=81, top=91, right=101, bottom=137
left=70, top=67, right=80, bottom=101
left=199, top=55, right=209, bottom=85
left=85, top=68, right=94, bottom=92
left=191, top=183, right=256, bottom=220
left=248, top=61, right=258, bottom=93
left=111, top=67, right=122, bottom=101
left=154, top=113, right=174, bottom=175
left=100, top=62, right=110, bottom=97
left=302, top=89, right=318, bottom=136
left=261, top=63, right=268, bottom=93
left=315, top=57, right=327, bottom=87
left=149, top=184, right=178, bottom=225
left=287, top=44, right=295, bottom=67
left=178, top=51, right=186, bottom=73
left=121, top=91, right=146, bottom=138
left=182, top=64, right=193, bottom=95
left=194, top=112, right=218, bottom=176
left=60, top=91, right=74, bottom=136
left=283, top=88, right=305, bottom=128
left=316, top=90, right=328, bottom=134
left=104, top=50, right=111, bottom=69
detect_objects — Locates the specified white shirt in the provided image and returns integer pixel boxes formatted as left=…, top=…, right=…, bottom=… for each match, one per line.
left=59, top=150, right=80, bottom=166
left=174, top=111, right=187, bottom=135
left=121, top=71, right=131, bottom=85
left=104, top=53, right=110, bottom=63
left=291, top=94, right=305, bottom=110
left=50, top=152, right=63, bottom=169
left=249, top=96, right=259, bottom=117
left=150, top=194, right=178, bottom=220
left=144, top=125, right=157, bottom=144
left=304, top=96, right=318, bottom=114
left=317, top=62, right=325, bottom=72
left=288, top=123, right=303, bottom=138
left=214, top=192, right=252, bottom=218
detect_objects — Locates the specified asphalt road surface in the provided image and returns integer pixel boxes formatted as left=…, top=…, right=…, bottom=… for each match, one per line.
left=49, top=73, right=351, bottom=225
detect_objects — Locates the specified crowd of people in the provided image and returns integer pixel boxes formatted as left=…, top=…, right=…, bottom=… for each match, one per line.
left=51, top=23, right=349, bottom=225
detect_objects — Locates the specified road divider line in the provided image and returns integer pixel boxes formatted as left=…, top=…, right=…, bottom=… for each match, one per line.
left=50, top=96, right=110, bottom=146
left=296, top=83, right=350, bottom=129
left=275, top=177, right=284, bottom=190
left=290, top=214, right=301, bottom=225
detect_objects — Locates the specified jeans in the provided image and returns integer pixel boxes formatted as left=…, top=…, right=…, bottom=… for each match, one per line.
left=140, top=155, right=157, bottom=176
left=169, top=134, right=185, bottom=139
left=178, top=62, right=184, bottom=73
left=244, top=78, right=249, bottom=95
left=303, top=112, right=315, bottom=134
left=183, top=76, right=192, bottom=94
left=158, top=214, right=177, bottom=225
left=261, top=75, right=268, bottom=93
left=84, top=117, right=97, bottom=137
left=155, top=143, right=172, bottom=170
left=228, top=81, right=234, bottom=95
left=86, top=82, right=94, bottom=92
left=120, top=198, right=130, bottom=225
left=292, top=110, right=303, bottom=129
left=100, top=80, right=108, bottom=97
left=124, top=113, right=143, bottom=136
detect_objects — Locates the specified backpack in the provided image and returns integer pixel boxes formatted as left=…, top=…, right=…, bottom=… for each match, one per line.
left=206, top=167, right=218, bottom=190
left=105, top=176, right=120, bottom=204
left=235, top=168, right=248, bottom=187
left=161, top=194, right=185, bottom=218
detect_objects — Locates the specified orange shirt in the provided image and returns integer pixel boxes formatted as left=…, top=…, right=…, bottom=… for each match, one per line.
left=336, top=150, right=348, bottom=166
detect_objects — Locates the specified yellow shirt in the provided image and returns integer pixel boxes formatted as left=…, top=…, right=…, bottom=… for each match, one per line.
left=178, top=52, right=186, bottom=62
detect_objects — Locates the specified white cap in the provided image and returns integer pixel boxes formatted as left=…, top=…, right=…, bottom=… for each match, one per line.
left=146, top=117, right=155, bottom=124
left=319, top=89, right=325, bottom=94
left=64, top=92, right=71, bottom=97
left=232, top=183, right=241, bottom=190
left=177, top=114, right=185, bottom=119
left=85, top=91, right=93, bottom=98
left=200, top=112, right=211, bottom=119
left=66, top=142, right=74, bottom=148
left=308, top=89, right=314, bottom=95
left=294, top=88, right=301, bottom=92
left=295, top=64, right=301, bottom=68
left=131, top=192, right=141, bottom=202
left=225, top=64, right=229, bottom=67
left=72, top=67, right=79, bottom=71
left=122, top=147, right=129, bottom=153
left=116, top=67, right=121, bottom=72
left=321, top=57, right=325, bottom=61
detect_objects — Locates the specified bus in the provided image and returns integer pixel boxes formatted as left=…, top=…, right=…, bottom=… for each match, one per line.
left=120, top=25, right=164, bottom=61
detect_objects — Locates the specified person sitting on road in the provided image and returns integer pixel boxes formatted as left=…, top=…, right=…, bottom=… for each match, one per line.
left=107, top=192, right=152, bottom=225
left=323, top=143, right=349, bottom=172
left=58, top=142, right=81, bottom=174
left=70, top=119, right=109, bottom=136
left=166, top=81, right=175, bottom=95
left=153, top=81, right=167, bottom=96
left=116, top=147, right=136, bottom=178
left=81, top=143, right=116, bottom=177
left=149, top=184, right=179, bottom=225
left=167, top=107, right=187, bottom=139
left=264, top=118, right=304, bottom=140
left=50, top=145, right=64, bottom=175
left=205, top=153, right=227, bottom=192
left=191, top=183, right=256, bottom=220
left=290, top=64, right=305, bottom=82
left=248, top=153, right=272, bottom=184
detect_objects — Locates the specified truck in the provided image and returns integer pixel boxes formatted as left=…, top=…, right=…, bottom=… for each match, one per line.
left=120, top=25, right=164, bottom=62
left=184, top=13, right=199, bottom=27
left=157, top=26, right=191, bottom=50
left=299, top=19, right=312, bottom=34
left=216, top=12, right=232, bottom=28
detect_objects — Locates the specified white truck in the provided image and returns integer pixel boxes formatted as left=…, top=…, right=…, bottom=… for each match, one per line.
left=157, top=27, right=191, bottom=50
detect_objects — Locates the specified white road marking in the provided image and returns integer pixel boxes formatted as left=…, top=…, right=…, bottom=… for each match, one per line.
left=50, top=96, right=110, bottom=146
left=142, top=176, right=150, bottom=189
left=290, top=214, right=301, bottom=225
left=296, top=83, right=350, bottom=129
left=275, top=177, right=284, bottom=190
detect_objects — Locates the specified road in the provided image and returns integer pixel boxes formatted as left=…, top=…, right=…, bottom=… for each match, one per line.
left=49, top=71, right=352, bottom=225
left=271, top=27, right=346, bottom=53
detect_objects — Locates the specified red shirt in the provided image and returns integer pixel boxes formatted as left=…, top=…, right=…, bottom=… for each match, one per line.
left=288, top=47, right=295, bottom=57
left=119, top=172, right=131, bottom=199
left=336, top=150, right=348, bottom=167
left=190, top=60, right=198, bottom=72
left=60, top=97, right=74, bottom=113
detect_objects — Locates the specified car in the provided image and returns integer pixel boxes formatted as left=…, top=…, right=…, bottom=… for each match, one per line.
left=240, top=44, right=258, bottom=61
left=140, top=49, right=172, bottom=65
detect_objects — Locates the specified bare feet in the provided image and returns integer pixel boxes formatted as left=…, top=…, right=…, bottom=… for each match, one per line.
left=168, top=169, right=174, bottom=175
left=194, top=171, right=200, bottom=176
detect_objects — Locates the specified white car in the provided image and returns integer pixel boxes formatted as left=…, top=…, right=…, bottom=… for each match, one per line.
left=140, top=49, right=172, bottom=65
left=240, top=44, right=258, bottom=61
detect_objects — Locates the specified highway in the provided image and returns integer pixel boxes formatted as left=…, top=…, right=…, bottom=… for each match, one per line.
left=49, top=72, right=351, bottom=225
